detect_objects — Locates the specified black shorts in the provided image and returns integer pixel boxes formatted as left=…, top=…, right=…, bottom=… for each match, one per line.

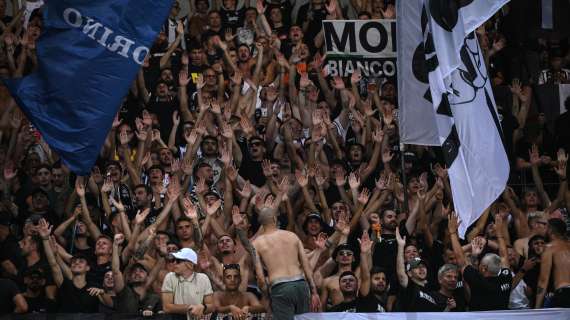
left=552, top=287, right=570, bottom=308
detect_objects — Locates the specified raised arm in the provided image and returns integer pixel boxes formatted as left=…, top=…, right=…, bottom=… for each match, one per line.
left=535, top=246, right=553, bottom=308
left=75, top=178, right=101, bottom=240
left=395, top=226, right=409, bottom=288
left=38, top=219, right=64, bottom=287
left=112, top=234, right=126, bottom=293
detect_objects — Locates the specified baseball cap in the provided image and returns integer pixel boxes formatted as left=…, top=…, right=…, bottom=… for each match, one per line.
left=406, top=257, right=426, bottom=272
left=171, top=248, right=198, bottom=264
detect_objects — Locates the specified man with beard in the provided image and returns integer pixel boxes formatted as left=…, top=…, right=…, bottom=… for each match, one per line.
left=238, top=136, right=267, bottom=187
left=132, top=184, right=157, bottom=226
left=396, top=227, right=439, bottom=311
left=212, top=264, right=265, bottom=318
left=51, top=164, right=71, bottom=219
left=359, top=266, right=392, bottom=312
left=148, top=80, right=179, bottom=139
left=536, top=218, right=570, bottom=308
left=22, top=267, right=55, bottom=313
left=112, top=234, right=162, bottom=315
left=17, top=233, right=53, bottom=292
left=197, top=135, right=224, bottom=186
left=372, top=209, right=407, bottom=297
left=39, top=219, right=101, bottom=313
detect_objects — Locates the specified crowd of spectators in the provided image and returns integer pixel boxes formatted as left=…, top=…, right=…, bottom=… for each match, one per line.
left=0, top=0, right=569, bottom=318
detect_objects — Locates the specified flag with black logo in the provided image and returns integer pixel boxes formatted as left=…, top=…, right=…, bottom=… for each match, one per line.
left=399, top=0, right=510, bottom=237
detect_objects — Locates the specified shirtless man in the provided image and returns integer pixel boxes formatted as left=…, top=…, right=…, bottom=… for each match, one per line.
left=212, top=264, right=264, bottom=319
left=235, top=185, right=320, bottom=319
left=513, top=211, right=548, bottom=258
left=535, top=218, right=570, bottom=308
left=320, top=243, right=361, bottom=310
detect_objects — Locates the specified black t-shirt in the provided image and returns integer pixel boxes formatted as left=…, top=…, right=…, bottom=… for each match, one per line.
left=57, top=278, right=100, bottom=313
left=372, top=225, right=409, bottom=289
left=87, top=261, right=112, bottom=287
left=25, top=294, right=57, bottom=313
left=429, top=289, right=467, bottom=311
left=0, top=235, right=24, bottom=275
left=0, top=278, right=19, bottom=315
left=397, top=281, right=440, bottom=312
left=463, top=265, right=512, bottom=311
left=329, top=295, right=386, bottom=313
left=357, top=293, right=388, bottom=312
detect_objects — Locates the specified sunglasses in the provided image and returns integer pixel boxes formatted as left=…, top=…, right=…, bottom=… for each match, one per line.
left=338, top=250, right=354, bottom=257
left=167, top=257, right=186, bottom=264
left=223, top=263, right=240, bottom=271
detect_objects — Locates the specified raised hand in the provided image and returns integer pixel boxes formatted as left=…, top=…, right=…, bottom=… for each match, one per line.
left=295, top=170, right=308, bottom=187
left=237, top=181, right=252, bottom=199
left=109, top=197, right=125, bottom=212
left=195, top=177, right=208, bottom=195
left=183, top=197, right=198, bottom=220
left=179, top=69, right=190, bottom=86
left=357, top=188, right=370, bottom=205
left=395, top=224, right=406, bottom=246
left=75, top=177, right=86, bottom=197
left=359, top=231, right=373, bottom=253
left=447, top=210, right=459, bottom=234
left=3, top=162, right=18, bottom=181
left=262, top=159, right=272, bottom=178
left=37, top=218, right=52, bottom=238
left=206, top=199, right=222, bottom=216
left=114, top=233, right=125, bottom=246
left=134, top=208, right=150, bottom=225
left=529, top=144, right=541, bottom=166
left=471, top=236, right=486, bottom=257
left=348, top=172, right=360, bottom=189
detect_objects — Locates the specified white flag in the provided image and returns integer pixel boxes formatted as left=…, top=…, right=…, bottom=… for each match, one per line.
left=397, top=0, right=439, bottom=146
left=400, top=0, right=510, bottom=237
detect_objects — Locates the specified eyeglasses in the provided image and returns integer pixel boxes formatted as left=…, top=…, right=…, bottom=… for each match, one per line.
left=223, top=263, right=240, bottom=271
left=338, top=250, right=353, bottom=257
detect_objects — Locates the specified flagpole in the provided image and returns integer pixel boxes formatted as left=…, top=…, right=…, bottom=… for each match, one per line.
left=400, top=142, right=409, bottom=214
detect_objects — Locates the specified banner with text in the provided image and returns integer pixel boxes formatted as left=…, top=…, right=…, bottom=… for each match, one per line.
left=295, top=308, right=570, bottom=320
left=323, top=19, right=396, bottom=81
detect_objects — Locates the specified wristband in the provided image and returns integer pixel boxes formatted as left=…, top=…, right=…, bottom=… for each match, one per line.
left=41, top=236, right=50, bottom=240
left=202, top=303, right=208, bottom=313
left=560, top=177, right=567, bottom=181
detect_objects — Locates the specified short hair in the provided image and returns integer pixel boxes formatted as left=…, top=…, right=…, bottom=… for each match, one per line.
left=258, top=208, right=275, bottom=225
left=370, top=266, right=388, bottom=278
left=480, top=253, right=501, bottom=274
left=35, top=164, right=52, bottom=173
left=548, top=218, right=567, bottom=237
left=176, top=216, right=193, bottom=225
left=339, top=271, right=357, bottom=281
left=438, top=264, right=458, bottom=279
left=134, top=184, right=152, bottom=194
left=147, top=165, right=165, bottom=175
left=97, top=234, right=113, bottom=243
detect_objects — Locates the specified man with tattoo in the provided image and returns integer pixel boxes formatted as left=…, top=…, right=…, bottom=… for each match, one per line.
left=234, top=185, right=320, bottom=319
left=535, top=218, right=570, bottom=308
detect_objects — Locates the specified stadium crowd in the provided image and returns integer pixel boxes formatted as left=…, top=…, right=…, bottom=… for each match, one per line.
left=0, top=0, right=569, bottom=318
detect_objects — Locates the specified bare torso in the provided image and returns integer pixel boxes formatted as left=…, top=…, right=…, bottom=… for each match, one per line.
left=253, top=229, right=304, bottom=283
left=551, top=240, right=570, bottom=289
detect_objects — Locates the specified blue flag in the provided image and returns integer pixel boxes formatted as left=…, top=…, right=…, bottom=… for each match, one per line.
left=3, top=0, right=174, bottom=175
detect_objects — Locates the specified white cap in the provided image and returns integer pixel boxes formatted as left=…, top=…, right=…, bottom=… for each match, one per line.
left=171, top=248, right=198, bottom=264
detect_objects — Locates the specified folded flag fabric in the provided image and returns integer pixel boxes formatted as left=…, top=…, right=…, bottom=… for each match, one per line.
left=3, top=0, right=174, bottom=175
